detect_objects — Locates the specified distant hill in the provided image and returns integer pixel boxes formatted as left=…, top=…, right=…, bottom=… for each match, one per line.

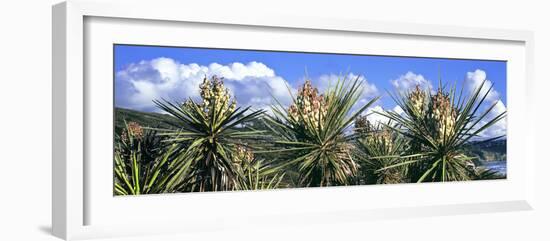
left=114, top=107, right=179, bottom=135
left=463, top=139, right=506, bottom=164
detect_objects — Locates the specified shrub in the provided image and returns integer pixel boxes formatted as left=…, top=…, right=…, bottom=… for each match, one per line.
left=154, top=76, right=267, bottom=192
left=378, top=80, right=506, bottom=182
left=265, top=76, right=379, bottom=187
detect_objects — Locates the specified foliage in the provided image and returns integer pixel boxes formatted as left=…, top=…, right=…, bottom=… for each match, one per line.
left=354, top=118, right=407, bottom=184
left=114, top=107, right=180, bottom=135
left=113, top=72, right=508, bottom=196
left=378, top=80, right=506, bottom=182
left=114, top=122, right=192, bottom=195
left=264, top=76, right=379, bottom=187
left=154, top=76, right=268, bottom=192
left=233, top=145, right=286, bottom=190
left=470, top=167, right=505, bottom=180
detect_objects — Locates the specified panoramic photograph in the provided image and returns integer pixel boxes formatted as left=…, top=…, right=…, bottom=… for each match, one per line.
left=113, top=44, right=507, bottom=195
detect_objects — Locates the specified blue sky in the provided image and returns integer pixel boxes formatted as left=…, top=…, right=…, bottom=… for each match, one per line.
left=114, top=44, right=507, bottom=137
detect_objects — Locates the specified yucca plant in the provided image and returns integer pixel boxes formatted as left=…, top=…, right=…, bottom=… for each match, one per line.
left=114, top=122, right=192, bottom=195
left=154, top=76, right=266, bottom=192
left=264, top=77, right=379, bottom=187
left=378, top=80, right=506, bottom=182
left=471, top=167, right=504, bottom=180
left=233, top=145, right=285, bottom=190
left=354, top=117, right=407, bottom=184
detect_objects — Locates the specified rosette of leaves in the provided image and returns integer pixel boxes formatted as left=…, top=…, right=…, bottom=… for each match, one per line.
left=354, top=118, right=407, bottom=184
left=233, top=145, right=285, bottom=190
left=265, top=77, right=379, bottom=187
left=379, top=79, right=506, bottom=182
left=114, top=122, right=192, bottom=195
left=154, top=76, right=266, bottom=192
left=471, top=167, right=504, bottom=180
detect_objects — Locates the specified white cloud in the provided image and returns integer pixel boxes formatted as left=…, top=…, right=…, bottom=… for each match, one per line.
left=208, top=62, right=275, bottom=80
left=476, top=100, right=507, bottom=139
left=115, top=59, right=381, bottom=117
left=314, top=73, right=379, bottom=114
left=365, top=105, right=390, bottom=125
left=363, top=105, right=404, bottom=126
left=387, top=69, right=506, bottom=139
left=391, top=71, right=432, bottom=93
left=392, top=105, right=405, bottom=116
left=465, top=69, right=499, bottom=102
left=314, top=73, right=378, bottom=98
left=115, top=58, right=293, bottom=112
left=463, top=70, right=506, bottom=139
left=492, top=99, right=507, bottom=114
left=116, top=60, right=507, bottom=139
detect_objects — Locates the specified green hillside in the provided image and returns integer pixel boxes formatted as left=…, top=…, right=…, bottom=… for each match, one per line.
left=463, top=139, right=506, bottom=164
left=114, top=107, right=179, bottom=134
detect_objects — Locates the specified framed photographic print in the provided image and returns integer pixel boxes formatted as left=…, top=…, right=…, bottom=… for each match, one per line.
left=52, top=0, right=536, bottom=240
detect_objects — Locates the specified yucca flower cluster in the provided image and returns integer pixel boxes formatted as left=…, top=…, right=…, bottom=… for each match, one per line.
left=233, top=144, right=255, bottom=166
left=354, top=115, right=369, bottom=135
left=368, top=127, right=393, bottom=154
left=269, top=77, right=374, bottom=187
left=197, top=75, right=236, bottom=116
left=408, top=85, right=427, bottom=117
left=288, top=80, right=328, bottom=128
left=355, top=118, right=393, bottom=154
left=155, top=74, right=267, bottom=192
left=427, top=89, right=456, bottom=144
left=379, top=79, right=506, bottom=183
left=121, top=121, right=143, bottom=142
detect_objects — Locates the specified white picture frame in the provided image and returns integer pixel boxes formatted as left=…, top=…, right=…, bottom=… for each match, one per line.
left=52, top=0, right=536, bottom=240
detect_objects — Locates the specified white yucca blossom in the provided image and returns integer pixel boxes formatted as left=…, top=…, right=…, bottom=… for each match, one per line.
left=121, top=121, right=143, bottom=143
left=234, top=144, right=254, bottom=165
left=408, top=85, right=426, bottom=117
left=355, top=118, right=393, bottom=154
left=196, top=76, right=236, bottom=117
left=368, top=128, right=393, bottom=154
left=427, top=89, right=456, bottom=144
left=288, top=80, right=328, bottom=129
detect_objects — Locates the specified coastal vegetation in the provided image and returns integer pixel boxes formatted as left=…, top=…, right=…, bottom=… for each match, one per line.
left=114, top=75, right=506, bottom=195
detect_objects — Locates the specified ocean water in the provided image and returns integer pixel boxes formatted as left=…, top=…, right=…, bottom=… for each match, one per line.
left=481, top=161, right=507, bottom=175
